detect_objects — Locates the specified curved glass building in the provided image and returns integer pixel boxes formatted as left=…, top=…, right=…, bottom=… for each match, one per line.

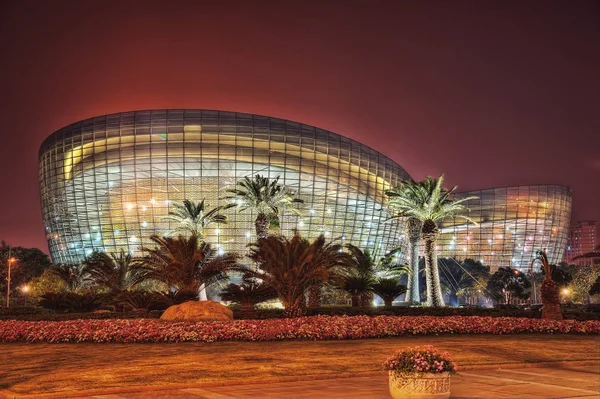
left=39, top=110, right=411, bottom=264
left=39, top=110, right=572, bottom=270
left=438, top=185, right=572, bottom=270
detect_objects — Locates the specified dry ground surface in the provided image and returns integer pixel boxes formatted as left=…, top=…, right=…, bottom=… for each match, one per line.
left=1, top=334, right=598, bottom=395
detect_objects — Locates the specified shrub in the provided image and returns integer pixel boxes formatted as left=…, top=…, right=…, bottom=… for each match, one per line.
left=220, top=278, right=278, bottom=311
left=38, top=293, right=105, bottom=313
left=114, top=291, right=167, bottom=311
left=0, top=311, right=162, bottom=321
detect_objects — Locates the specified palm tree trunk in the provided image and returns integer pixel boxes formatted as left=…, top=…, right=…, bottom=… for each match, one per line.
left=541, top=278, right=563, bottom=320
left=422, top=220, right=445, bottom=307
left=384, top=298, right=393, bottom=308
left=255, top=212, right=270, bottom=239
left=198, top=283, right=207, bottom=301
left=360, top=291, right=373, bottom=307
left=282, top=297, right=306, bottom=318
left=406, top=218, right=422, bottom=303
left=351, top=294, right=360, bottom=307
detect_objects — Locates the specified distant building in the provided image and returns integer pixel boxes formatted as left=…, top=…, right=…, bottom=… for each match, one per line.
left=564, top=221, right=597, bottom=263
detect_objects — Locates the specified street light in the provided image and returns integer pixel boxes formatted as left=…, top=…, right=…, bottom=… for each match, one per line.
left=6, top=255, right=17, bottom=307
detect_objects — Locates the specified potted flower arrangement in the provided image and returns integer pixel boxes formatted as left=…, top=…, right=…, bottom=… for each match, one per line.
left=383, top=345, right=456, bottom=399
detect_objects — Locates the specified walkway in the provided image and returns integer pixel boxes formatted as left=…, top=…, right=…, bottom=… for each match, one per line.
left=42, top=364, right=600, bottom=399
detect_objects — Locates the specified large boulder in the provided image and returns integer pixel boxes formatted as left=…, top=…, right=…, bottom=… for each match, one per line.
left=160, top=300, right=233, bottom=322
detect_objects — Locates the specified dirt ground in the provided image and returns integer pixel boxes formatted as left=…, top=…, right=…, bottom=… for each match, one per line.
left=1, top=334, right=598, bottom=394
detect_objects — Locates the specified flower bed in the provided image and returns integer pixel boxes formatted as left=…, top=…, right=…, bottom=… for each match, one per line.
left=0, top=315, right=598, bottom=343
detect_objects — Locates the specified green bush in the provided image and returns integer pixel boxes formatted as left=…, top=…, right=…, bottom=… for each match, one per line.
left=0, top=310, right=163, bottom=321
left=38, top=292, right=106, bottom=313
left=0, top=306, right=50, bottom=317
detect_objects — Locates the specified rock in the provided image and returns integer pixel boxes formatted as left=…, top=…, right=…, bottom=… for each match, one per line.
left=160, top=300, right=233, bottom=322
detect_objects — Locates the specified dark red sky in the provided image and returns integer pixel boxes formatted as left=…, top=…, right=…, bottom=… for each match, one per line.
left=1, top=0, right=599, bottom=252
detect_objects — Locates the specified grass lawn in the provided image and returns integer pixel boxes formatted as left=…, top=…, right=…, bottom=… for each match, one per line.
left=1, top=334, right=598, bottom=395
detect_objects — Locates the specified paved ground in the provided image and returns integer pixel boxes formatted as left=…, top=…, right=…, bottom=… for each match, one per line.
left=3, top=335, right=598, bottom=395
left=30, top=365, right=600, bottom=399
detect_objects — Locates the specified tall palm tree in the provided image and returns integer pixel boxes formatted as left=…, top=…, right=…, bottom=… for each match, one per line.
left=83, top=249, right=146, bottom=292
left=386, top=175, right=477, bottom=307
left=386, top=184, right=423, bottom=304
left=48, top=264, right=89, bottom=292
left=163, top=199, right=228, bottom=237
left=223, top=174, right=304, bottom=239
left=241, top=233, right=351, bottom=317
left=134, top=235, right=239, bottom=300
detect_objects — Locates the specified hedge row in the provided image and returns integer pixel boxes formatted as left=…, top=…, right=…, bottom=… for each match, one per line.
left=1, top=315, right=598, bottom=343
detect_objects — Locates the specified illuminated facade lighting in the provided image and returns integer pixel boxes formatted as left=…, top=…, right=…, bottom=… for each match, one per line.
left=39, top=109, right=410, bottom=263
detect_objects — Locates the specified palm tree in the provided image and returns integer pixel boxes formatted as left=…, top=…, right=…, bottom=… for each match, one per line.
left=83, top=249, right=146, bottom=292
left=386, top=175, right=477, bottom=307
left=48, top=264, right=89, bottom=292
left=341, top=244, right=409, bottom=307
left=386, top=184, right=423, bottom=304
left=220, top=277, right=278, bottom=312
left=241, top=233, right=351, bottom=317
left=341, top=275, right=375, bottom=307
left=163, top=199, right=228, bottom=237
left=372, top=278, right=407, bottom=308
left=223, top=174, right=304, bottom=239
left=134, top=235, right=239, bottom=300
left=530, top=249, right=563, bottom=320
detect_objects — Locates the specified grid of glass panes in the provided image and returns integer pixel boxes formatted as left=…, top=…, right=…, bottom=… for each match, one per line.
left=39, top=110, right=412, bottom=264
left=437, top=185, right=572, bottom=271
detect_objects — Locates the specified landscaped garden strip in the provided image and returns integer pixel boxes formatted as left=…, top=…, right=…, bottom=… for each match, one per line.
left=1, top=315, right=598, bottom=343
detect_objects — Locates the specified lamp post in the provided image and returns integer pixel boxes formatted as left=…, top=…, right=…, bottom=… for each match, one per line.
left=6, top=252, right=17, bottom=308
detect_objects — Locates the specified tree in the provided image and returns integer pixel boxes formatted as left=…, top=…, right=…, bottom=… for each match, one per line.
left=134, top=235, right=239, bottom=299
left=386, top=185, right=423, bottom=304
left=340, top=244, right=408, bottom=307
left=372, top=278, right=407, bottom=308
left=220, top=277, right=278, bottom=312
left=571, top=262, right=600, bottom=303
left=0, top=242, right=52, bottom=297
left=29, top=269, right=67, bottom=297
left=48, top=264, right=90, bottom=292
left=589, top=275, right=600, bottom=296
left=241, top=233, right=351, bottom=317
left=385, top=175, right=477, bottom=307
left=223, top=174, right=304, bottom=239
left=163, top=199, right=228, bottom=237
left=83, top=249, right=146, bottom=292
left=486, top=267, right=531, bottom=304
left=438, top=258, right=490, bottom=306
left=530, top=250, right=562, bottom=320
left=340, top=275, right=374, bottom=307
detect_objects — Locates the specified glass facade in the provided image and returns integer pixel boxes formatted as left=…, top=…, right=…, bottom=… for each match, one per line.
left=39, top=110, right=411, bottom=264
left=438, top=185, right=572, bottom=271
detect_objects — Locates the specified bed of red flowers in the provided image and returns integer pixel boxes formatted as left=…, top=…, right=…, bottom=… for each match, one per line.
left=0, top=315, right=598, bottom=343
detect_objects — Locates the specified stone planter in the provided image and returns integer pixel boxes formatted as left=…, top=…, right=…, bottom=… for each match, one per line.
left=388, top=371, right=451, bottom=399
